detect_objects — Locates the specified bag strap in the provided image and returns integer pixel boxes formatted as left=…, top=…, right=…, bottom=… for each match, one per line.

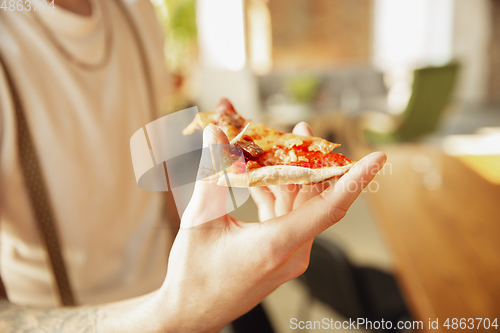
left=0, top=54, right=76, bottom=307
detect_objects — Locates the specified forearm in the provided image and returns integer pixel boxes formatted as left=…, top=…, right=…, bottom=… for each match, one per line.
left=0, top=291, right=165, bottom=333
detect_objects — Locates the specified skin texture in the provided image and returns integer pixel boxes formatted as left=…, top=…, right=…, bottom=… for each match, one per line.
left=0, top=123, right=385, bottom=332
left=0, top=292, right=164, bottom=333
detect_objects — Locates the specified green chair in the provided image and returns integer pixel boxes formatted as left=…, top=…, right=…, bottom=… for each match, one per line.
left=364, top=63, right=459, bottom=143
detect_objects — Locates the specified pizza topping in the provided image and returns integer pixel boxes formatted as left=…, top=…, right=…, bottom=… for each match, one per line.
left=287, top=146, right=352, bottom=168
left=230, top=123, right=250, bottom=144
left=307, top=139, right=339, bottom=154
left=226, top=160, right=247, bottom=174
left=246, top=160, right=260, bottom=171
left=235, top=135, right=264, bottom=158
left=183, top=112, right=221, bottom=135
left=216, top=98, right=245, bottom=130
left=231, top=124, right=265, bottom=158
left=182, top=113, right=203, bottom=135
left=185, top=109, right=244, bottom=140
left=281, top=134, right=304, bottom=149
left=244, top=143, right=353, bottom=171
left=246, top=123, right=283, bottom=142
left=183, top=98, right=355, bottom=181
left=183, top=99, right=247, bottom=138
left=246, top=126, right=338, bottom=154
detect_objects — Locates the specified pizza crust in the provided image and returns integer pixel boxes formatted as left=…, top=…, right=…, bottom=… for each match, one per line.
left=217, top=163, right=355, bottom=187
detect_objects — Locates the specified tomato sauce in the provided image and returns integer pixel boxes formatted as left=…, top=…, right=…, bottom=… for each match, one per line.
left=247, top=144, right=352, bottom=170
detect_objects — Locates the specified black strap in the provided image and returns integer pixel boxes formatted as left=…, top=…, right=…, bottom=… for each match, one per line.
left=0, top=54, right=76, bottom=306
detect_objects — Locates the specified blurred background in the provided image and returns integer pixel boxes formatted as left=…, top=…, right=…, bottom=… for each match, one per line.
left=153, top=0, right=500, bottom=332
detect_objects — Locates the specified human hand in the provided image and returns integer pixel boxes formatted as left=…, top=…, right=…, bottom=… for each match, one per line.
left=156, top=124, right=386, bottom=333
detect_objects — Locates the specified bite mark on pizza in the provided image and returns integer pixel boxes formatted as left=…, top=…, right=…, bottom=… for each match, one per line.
left=184, top=98, right=355, bottom=187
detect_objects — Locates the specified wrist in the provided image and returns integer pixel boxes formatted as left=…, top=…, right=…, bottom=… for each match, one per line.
left=137, top=291, right=171, bottom=333
left=100, top=291, right=168, bottom=333
left=156, top=280, right=224, bottom=333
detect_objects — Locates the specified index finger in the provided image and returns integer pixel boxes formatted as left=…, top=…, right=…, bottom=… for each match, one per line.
left=265, top=151, right=387, bottom=250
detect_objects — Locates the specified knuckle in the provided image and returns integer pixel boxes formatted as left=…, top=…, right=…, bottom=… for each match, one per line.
left=327, top=206, right=347, bottom=226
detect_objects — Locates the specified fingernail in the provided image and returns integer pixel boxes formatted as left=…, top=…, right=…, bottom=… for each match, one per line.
left=359, top=152, right=385, bottom=172
left=295, top=122, right=312, bottom=135
left=369, top=151, right=386, bottom=163
left=377, top=151, right=387, bottom=164
left=371, top=152, right=387, bottom=173
left=203, top=124, right=219, bottom=146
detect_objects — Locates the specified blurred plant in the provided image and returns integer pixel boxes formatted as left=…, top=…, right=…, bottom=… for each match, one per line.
left=153, top=0, right=197, bottom=71
left=152, top=0, right=198, bottom=113
left=284, top=75, right=321, bottom=104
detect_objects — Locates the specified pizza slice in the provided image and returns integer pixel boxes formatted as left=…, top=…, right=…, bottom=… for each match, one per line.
left=183, top=98, right=355, bottom=187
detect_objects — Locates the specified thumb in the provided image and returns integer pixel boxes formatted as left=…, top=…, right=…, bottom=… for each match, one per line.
left=181, top=124, right=230, bottom=228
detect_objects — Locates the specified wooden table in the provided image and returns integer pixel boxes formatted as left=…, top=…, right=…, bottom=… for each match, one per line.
left=356, top=143, right=500, bottom=331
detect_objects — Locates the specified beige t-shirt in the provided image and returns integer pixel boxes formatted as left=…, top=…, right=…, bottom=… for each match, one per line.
left=0, top=0, right=173, bottom=306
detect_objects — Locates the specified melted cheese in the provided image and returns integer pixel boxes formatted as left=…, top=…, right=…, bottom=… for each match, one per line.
left=185, top=111, right=340, bottom=156
left=308, top=139, right=339, bottom=154
left=230, top=123, right=251, bottom=144
left=192, top=111, right=245, bottom=141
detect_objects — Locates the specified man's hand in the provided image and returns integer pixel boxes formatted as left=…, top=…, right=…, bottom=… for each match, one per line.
left=0, top=124, right=384, bottom=333
left=156, top=124, right=386, bottom=333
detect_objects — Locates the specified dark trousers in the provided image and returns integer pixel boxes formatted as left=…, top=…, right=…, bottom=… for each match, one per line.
left=231, top=303, right=274, bottom=333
